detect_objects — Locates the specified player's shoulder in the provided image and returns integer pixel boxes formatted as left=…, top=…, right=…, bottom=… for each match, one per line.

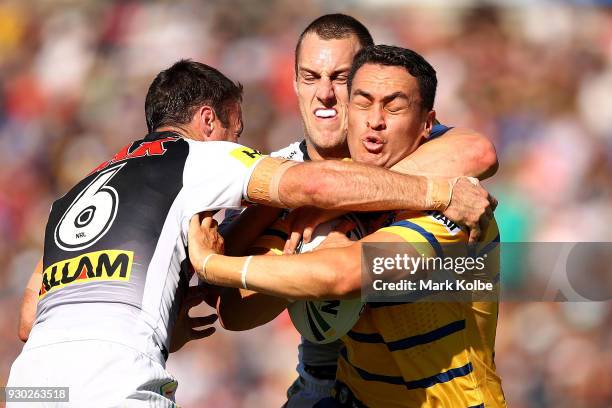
left=185, top=139, right=248, bottom=153
left=185, top=140, right=263, bottom=166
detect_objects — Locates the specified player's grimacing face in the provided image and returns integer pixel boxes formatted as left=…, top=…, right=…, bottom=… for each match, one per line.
left=295, top=33, right=361, bottom=151
left=348, top=64, right=433, bottom=169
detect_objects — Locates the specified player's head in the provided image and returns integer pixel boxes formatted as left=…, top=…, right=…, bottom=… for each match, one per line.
left=294, top=14, right=374, bottom=159
left=145, top=59, right=244, bottom=142
left=347, top=45, right=437, bottom=168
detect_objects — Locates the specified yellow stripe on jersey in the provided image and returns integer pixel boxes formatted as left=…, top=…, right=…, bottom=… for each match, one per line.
left=337, top=211, right=506, bottom=408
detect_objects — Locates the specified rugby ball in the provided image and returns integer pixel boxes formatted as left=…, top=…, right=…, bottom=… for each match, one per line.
left=288, top=214, right=366, bottom=344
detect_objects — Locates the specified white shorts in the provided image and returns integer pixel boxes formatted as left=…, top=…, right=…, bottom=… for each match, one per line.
left=7, top=339, right=178, bottom=408
left=284, top=365, right=335, bottom=408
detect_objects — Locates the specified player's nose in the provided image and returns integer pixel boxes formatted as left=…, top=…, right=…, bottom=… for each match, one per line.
left=367, top=108, right=386, bottom=130
left=315, top=77, right=336, bottom=105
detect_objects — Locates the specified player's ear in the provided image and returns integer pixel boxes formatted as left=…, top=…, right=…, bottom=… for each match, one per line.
left=422, top=110, right=436, bottom=138
left=293, top=77, right=298, bottom=95
left=199, top=106, right=216, bottom=138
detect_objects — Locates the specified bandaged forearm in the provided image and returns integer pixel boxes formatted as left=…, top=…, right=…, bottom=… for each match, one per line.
left=249, top=158, right=461, bottom=213
left=391, top=156, right=460, bottom=211
left=424, top=177, right=459, bottom=211
left=246, top=158, right=298, bottom=207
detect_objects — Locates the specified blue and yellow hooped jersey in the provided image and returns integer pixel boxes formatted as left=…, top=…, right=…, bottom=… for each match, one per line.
left=336, top=211, right=506, bottom=408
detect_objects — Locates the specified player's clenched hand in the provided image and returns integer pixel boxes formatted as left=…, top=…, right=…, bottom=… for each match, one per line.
left=284, top=208, right=348, bottom=254
left=188, top=211, right=224, bottom=274
left=442, top=177, right=497, bottom=243
left=169, top=285, right=218, bottom=353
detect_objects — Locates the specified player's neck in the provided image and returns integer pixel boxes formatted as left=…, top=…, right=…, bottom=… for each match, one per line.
left=306, top=142, right=350, bottom=161
left=154, top=125, right=200, bottom=141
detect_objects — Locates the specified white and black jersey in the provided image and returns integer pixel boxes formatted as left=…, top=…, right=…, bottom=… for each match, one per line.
left=34, top=131, right=263, bottom=361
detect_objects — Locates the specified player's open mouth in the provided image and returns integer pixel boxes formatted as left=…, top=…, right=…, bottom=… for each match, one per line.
left=362, top=135, right=385, bottom=153
left=314, top=108, right=337, bottom=119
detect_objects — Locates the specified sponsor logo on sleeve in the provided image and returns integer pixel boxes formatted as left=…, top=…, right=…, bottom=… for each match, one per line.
left=39, top=250, right=134, bottom=298
left=427, top=211, right=461, bottom=235
left=229, top=147, right=263, bottom=168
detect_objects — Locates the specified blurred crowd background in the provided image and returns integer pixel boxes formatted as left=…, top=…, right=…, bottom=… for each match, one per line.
left=1, top=0, right=611, bottom=407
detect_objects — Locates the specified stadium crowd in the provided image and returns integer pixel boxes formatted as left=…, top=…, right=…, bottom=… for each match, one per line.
left=0, top=1, right=610, bottom=407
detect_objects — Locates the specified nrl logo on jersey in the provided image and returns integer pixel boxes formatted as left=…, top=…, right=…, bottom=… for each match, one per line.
left=39, top=250, right=133, bottom=298
left=426, top=211, right=461, bottom=235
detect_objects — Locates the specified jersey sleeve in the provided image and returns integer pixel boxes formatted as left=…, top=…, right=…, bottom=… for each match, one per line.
left=180, top=140, right=264, bottom=241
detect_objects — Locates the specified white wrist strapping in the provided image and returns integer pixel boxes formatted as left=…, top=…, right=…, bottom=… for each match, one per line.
left=425, top=177, right=459, bottom=211
left=241, top=255, right=253, bottom=289
left=201, top=253, right=216, bottom=280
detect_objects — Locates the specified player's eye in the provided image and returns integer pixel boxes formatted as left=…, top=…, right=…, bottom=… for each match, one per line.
left=333, top=75, right=348, bottom=84
left=385, top=103, right=407, bottom=113
left=352, top=97, right=371, bottom=108
left=301, top=74, right=317, bottom=83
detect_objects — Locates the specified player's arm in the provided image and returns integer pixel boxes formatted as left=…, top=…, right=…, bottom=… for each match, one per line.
left=253, top=158, right=439, bottom=211
left=190, top=216, right=410, bottom=300
left=250, top=157, right=495, bottom=242
left=217, top=223, right=291, bottom=330
left=392, top=127, right=498, bottom=180
left=18, top=258, right=43, bottom=342
left=219, top=205, right=282, bottom=256
left=217, top=287, right=290, bottom=331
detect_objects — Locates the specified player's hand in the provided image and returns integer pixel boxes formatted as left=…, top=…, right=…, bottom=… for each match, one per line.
left=442, top=177, right=497, bottom=243
left=188, top=211, right=225, bottom=275
left=313, top=219, right=355, bottom=251
left=169, top=285, right=218, bottom=353
left=284, top=208, right=348, bottom=254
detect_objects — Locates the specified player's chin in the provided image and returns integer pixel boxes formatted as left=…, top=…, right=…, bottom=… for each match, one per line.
left=356, top=151, right=385, bottom=167
left=312, top=129, right=345, bottom=148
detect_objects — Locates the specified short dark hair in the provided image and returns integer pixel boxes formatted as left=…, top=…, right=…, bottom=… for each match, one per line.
left=348, top=45, right=437, bottom=111
left=295, top=14, right=374, bottom=76
left=145, top=59, right=243, bottom=132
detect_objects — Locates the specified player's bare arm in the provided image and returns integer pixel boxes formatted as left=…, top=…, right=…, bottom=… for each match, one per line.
left=189, top=215, right=415, bottom=300
left=18, top=258, right=43, bottom=342
left=219, top=205, right=283, bottom=256
left=218, top=204, right=356, bottom=328
left=217, top=150, right=497, bottom=328
left=249, top=157, right=495, bottom=238
left=217, top=288, right=290, bottom=331
left=393, top=127, right=498, bottom=180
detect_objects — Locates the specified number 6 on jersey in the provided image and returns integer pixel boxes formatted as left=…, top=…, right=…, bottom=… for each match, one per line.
left=54, top=164, right=125, bottom=251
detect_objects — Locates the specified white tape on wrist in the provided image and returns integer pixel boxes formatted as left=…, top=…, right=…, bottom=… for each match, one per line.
left=201, top=253, right=216, bottom=280
left=241, top=255, right=253, bottom=290
left=425, top=177, right=459, bottom=211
